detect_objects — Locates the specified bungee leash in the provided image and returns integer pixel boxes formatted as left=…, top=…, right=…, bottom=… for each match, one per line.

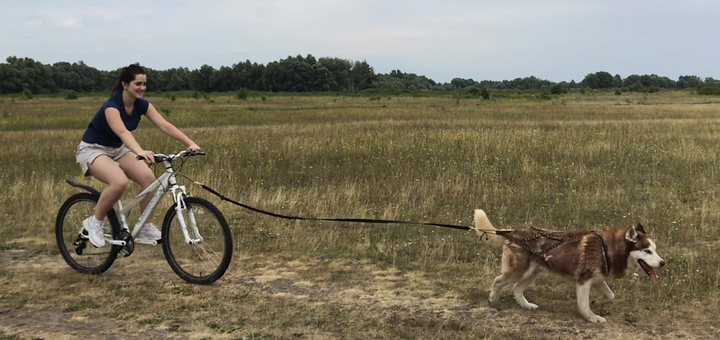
left=183, top=177, right=492, bottom=234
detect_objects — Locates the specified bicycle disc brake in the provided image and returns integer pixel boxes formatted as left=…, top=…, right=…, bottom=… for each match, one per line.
left=117, top=230, right=135, bottom=257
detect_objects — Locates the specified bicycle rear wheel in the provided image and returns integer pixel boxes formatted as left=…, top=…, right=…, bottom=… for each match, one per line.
left=162, top=197, right=232, bottom=284
left=55, top=193, right=121, bottom=274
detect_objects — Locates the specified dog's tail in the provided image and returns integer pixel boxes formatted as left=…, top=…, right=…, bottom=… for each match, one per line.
left=474, top=209, right=505, bottom=247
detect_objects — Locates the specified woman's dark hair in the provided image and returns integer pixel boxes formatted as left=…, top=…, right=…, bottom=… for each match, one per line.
left=111, top=63, right=146, bottom=95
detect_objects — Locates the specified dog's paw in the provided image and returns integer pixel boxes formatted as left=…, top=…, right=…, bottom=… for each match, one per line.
left=488, top=292, right=499, bottom=303
left=521, top=302, right=539, bottom=310
left=586, top=315, right=607, bottom=323
left=592, top=298, right=614, bottom=305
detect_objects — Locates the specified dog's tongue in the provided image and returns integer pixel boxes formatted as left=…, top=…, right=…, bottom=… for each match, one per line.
left=649, top=270, right=658, bottom=284
left=639, top=260, right=658, bottom=284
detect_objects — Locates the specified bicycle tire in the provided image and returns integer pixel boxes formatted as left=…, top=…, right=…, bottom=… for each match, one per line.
left=55, top=192, right=121, bottom=274
left=161, top=197, right=232, bottom=284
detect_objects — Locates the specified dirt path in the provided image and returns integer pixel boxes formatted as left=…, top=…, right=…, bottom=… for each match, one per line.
left=0, top=249, right=713, bottom=340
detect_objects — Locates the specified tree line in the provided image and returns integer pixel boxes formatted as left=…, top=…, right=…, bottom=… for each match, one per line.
left=1, top=55, right=717, bottom=95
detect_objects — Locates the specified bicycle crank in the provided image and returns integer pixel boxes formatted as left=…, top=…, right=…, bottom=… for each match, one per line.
left=117, top=230, right=135, bottom=257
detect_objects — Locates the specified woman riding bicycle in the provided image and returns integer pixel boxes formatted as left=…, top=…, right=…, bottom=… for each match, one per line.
left=76, top=63, right=200, bottom=247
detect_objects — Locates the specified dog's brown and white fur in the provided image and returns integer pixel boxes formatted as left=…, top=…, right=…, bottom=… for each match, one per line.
left=474, top=209, right=665, bottom=323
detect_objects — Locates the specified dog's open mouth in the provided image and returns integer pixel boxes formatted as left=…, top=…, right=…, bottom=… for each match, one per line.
left=638, top=260, right=658, bottom=284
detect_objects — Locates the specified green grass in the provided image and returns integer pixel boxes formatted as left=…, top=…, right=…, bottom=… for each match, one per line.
left=1, top=90, right=720, bottom=338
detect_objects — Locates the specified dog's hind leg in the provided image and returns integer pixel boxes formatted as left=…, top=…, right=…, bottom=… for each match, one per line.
left=489, top=273, right=514, bottom=303
left=512, top=264, right=542, bottom=310
left=576, top=280, right=607, bottom=323
left=489, top=250, right=523, bottom=303
left=591, top=280, right=615, bottom=304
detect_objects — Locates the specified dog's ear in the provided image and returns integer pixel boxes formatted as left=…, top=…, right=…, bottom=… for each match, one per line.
left=625, top=225, right=639, bottom=243
left=635, top=223, right=646, bottom=234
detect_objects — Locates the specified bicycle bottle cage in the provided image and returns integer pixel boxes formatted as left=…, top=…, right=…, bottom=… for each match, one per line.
left=65, top=178, right=101, bottom=197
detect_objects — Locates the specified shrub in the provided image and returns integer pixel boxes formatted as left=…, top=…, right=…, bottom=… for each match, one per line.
left=236, top=89, right=248, bottom=100
left=481, top=87, right=490, bottom=100
left=459, top=86, right=489, bottom=100
left=538, top=93, right=553, bottom=101
left=697, top=85, right=720, bottom=96
left=645, top=86, right=660, bottom=93
left=627, top=83, right=643, bottom=92
left=20, top=89, right=33, bottom=100
left=463, top=87, right=482, bottom=98
left=549, top=84, right=568, bottom=95
left=65, top=91, right=79, bottom=100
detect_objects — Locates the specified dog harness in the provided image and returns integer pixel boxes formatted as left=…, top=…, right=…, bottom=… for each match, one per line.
left=496, top=227, right=612, bottom=275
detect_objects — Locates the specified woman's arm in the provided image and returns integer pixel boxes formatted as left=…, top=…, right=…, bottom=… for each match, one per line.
left=144, top=103, right=201, bottom=152
left=105, top=107, right=156, bottom=163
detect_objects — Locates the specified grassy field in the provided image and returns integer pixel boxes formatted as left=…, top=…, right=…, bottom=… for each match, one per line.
left=1, top=90, right=719, bottom=339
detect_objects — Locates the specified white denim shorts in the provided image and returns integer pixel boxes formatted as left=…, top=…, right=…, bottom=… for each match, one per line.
left=76, top=141, right=131, bottom=176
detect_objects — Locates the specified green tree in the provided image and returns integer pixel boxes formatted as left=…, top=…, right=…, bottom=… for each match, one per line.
left=581, top=71, right=613, bottom=89
left=549, top=83, right=568, bottom=94
left=624, top=74, right=641, bottom=87
left=613, top=74, right=623, bottom=88
left=450, top=78, right=477, bottom=90
left=677, top=75, right=702, bottom=89
left=350, top=60, right=375, bottom=91
left=318, top=57, right=352, bottom=91
left=595, top=71, right=614, bottom=88
left=191, top=64, right=217, bottom=92
left=580, top=73, right=598, bottom=89
left=262, top=55, right=317, bottom=92
left=3, top=56, right=56, bottom=93
left=163, top=67, right=192, bottom=91
left=0, top=62, right=22, bottom=93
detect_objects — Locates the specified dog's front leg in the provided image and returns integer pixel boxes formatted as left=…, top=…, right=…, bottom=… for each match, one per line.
left=576, top=281, right=606, bottom=323
left=512, top=265, right=541, bottom=310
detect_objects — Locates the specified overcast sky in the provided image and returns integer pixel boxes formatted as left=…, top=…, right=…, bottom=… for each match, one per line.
left=2, top=0, right=718, bottom=83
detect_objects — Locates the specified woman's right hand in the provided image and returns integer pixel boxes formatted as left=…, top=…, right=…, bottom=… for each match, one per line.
left=186, top=142, right=201, bottom=154
left=137, top=150, right=155, bottom=164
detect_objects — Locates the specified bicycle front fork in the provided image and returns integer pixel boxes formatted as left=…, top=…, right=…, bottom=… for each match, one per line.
left=172, top=186, right=203, bottom=245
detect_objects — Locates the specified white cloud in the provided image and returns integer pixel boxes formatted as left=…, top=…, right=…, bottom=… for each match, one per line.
left=25, top=20, right=43, bottom=28
left=57, top=17, right=81, bottom=28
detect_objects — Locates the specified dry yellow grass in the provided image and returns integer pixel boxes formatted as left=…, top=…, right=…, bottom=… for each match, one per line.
left=1, top=91, right=720, bottom=339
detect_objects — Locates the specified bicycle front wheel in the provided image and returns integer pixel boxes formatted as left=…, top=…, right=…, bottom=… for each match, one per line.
left=161, top=197, right=232, bottom=284
left=55, top=193, right=121, bottom=274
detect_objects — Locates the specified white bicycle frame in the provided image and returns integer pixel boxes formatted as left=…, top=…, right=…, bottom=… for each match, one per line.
left=107, top=152, right=203, bottom=247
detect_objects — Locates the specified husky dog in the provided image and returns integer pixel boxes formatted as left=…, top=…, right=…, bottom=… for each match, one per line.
left=474, top=209, right=665, bottom=323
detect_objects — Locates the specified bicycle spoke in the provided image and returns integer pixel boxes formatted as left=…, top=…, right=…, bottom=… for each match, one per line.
left=162, top=197, right=232, bottom=284
left=56, top=193, right=120, bottom=274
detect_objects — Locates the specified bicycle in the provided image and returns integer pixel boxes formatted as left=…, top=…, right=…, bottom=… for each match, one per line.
left=55, top=150, right=232, bottom=285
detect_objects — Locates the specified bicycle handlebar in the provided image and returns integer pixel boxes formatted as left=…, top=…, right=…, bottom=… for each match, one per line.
left=136, top=150, right=206, bottom=163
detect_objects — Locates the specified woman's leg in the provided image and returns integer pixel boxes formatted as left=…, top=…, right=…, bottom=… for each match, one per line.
left=87, top=155, right=129, bottom=220
left=117, top=153, right=157, bottom=217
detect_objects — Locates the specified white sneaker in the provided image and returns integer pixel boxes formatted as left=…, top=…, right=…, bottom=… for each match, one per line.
left=83, top=216, right=106, bottom=247
left=135, top=223, right=162, bottom=242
